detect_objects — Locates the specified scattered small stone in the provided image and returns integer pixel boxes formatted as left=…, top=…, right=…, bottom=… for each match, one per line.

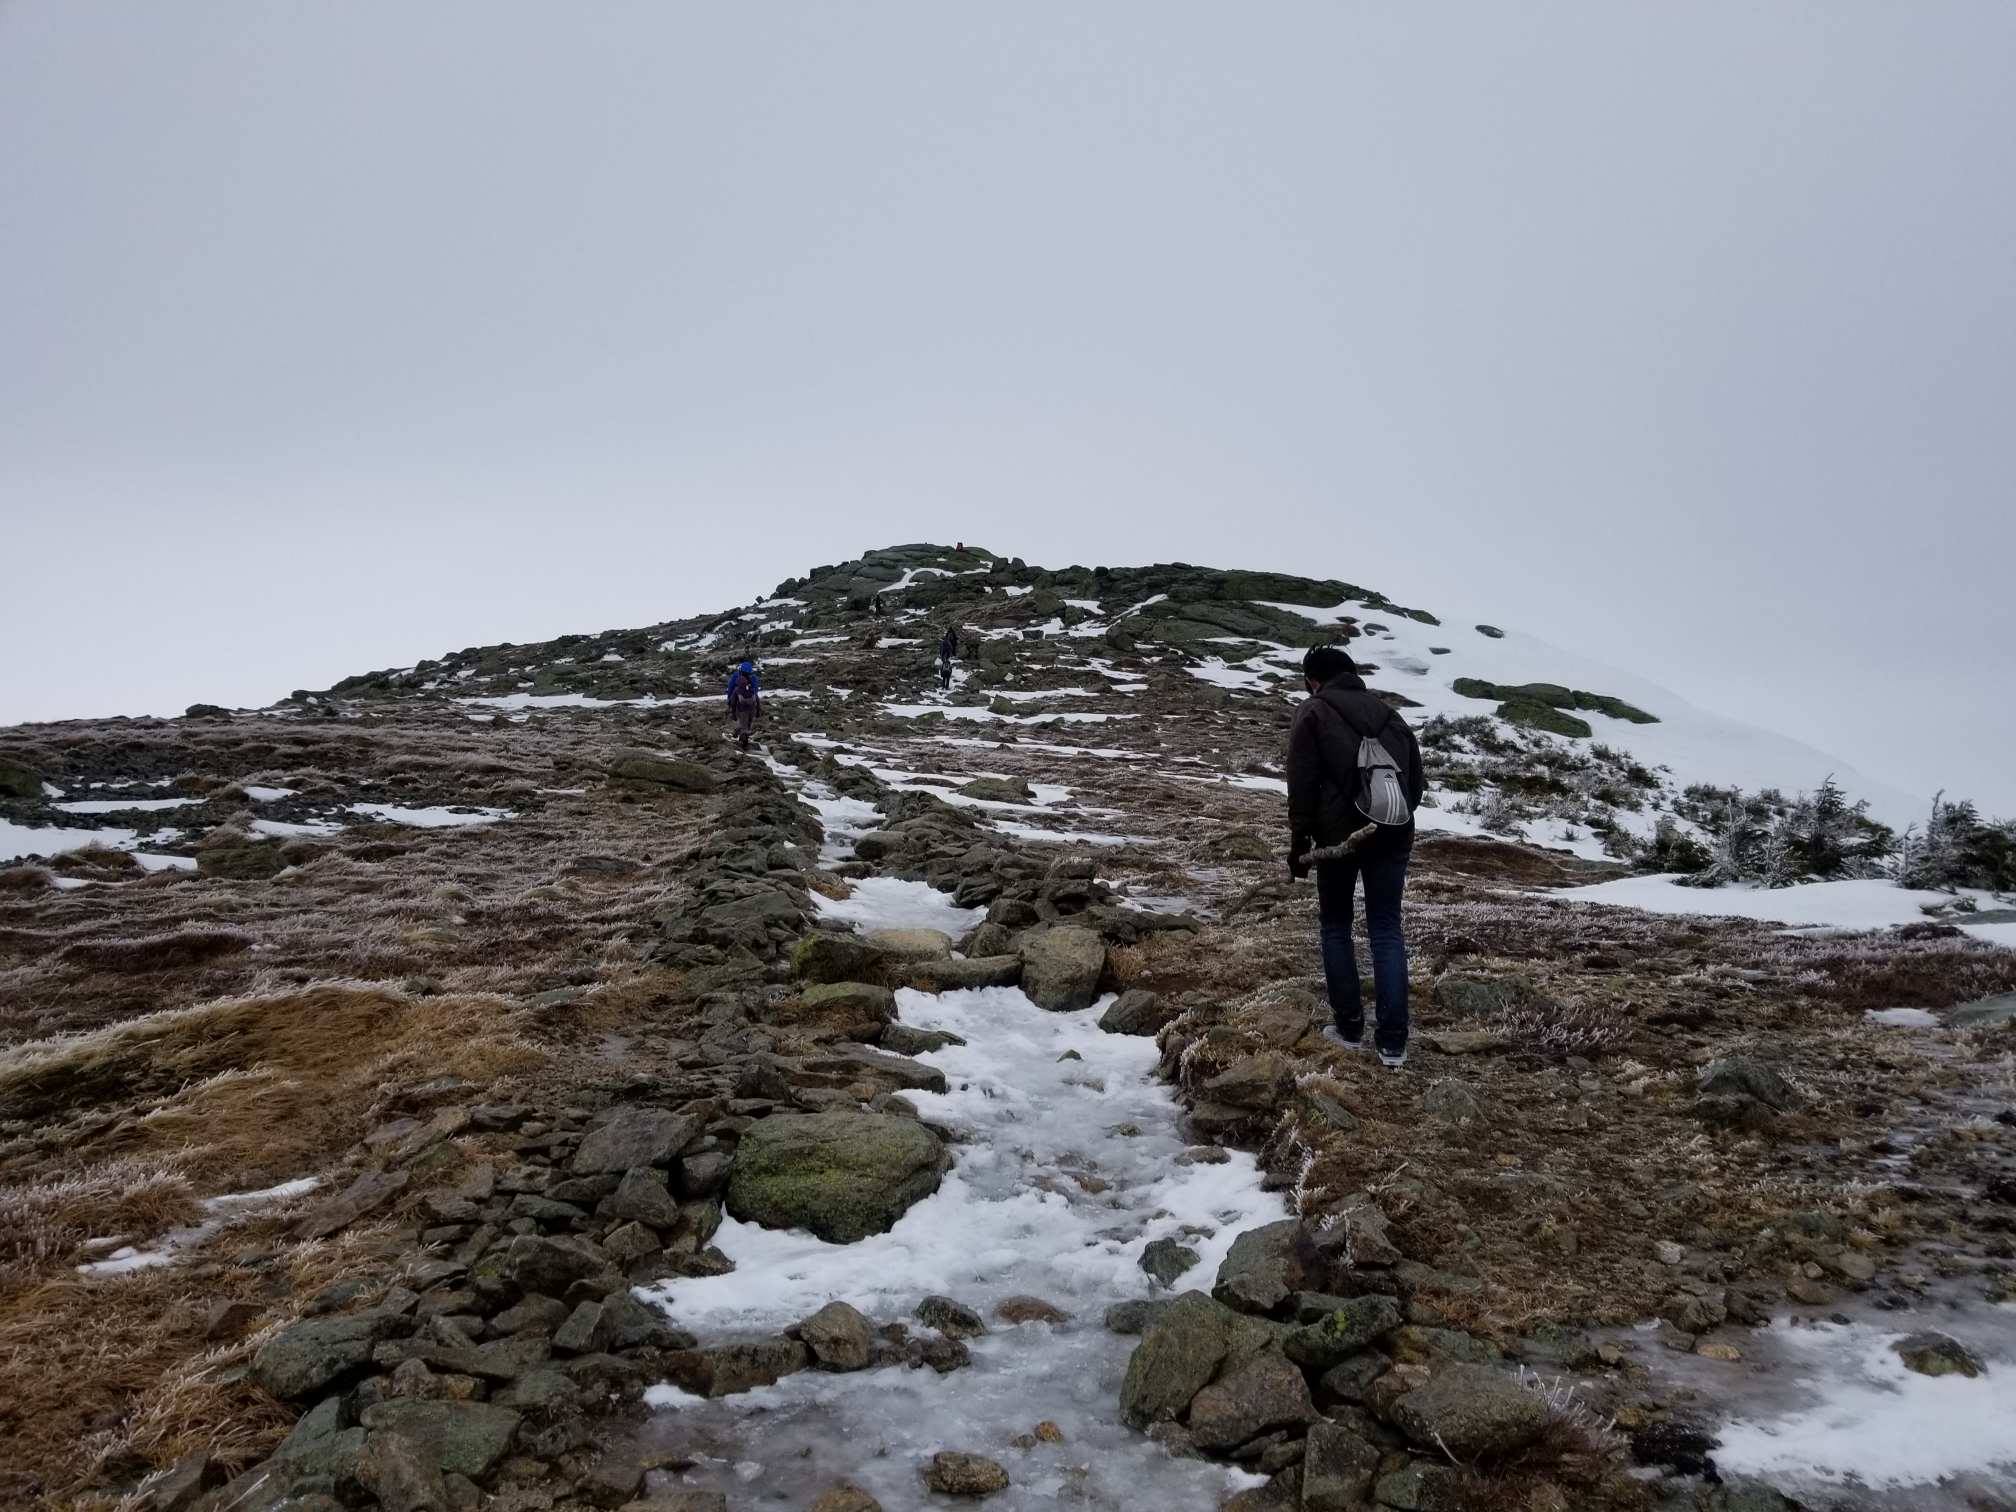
left=801, top=1300, right=877, bottom=1371
left=1140, top=1237, right=1201, bottom=1288
left=809, top=1484, right=882, bottom=1512
left=1893, top=1330, right=1983, bottom=1378
left=994, top=1295, right=1069, bottom=1326
left=924, top=1451, right=1009, bottom=1497
left=915, top=1294, right=987, bottom=1338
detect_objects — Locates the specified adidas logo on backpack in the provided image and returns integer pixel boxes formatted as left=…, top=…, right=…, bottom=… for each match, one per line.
left=1356, top=734, right=1412, bottom=827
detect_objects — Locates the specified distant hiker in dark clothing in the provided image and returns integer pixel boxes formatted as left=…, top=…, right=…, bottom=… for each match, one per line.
left=937, top=627, right=959, bottom=690
left=726, top=659, right=761, bottom=752
left=1286, top=644, right=1426, bottom=1068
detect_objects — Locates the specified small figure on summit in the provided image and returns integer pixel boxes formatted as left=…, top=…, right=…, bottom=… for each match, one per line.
left=937, top=625, right=960, bottom=690
left=726, top=659, right=761, bottom=753
left=1287, top=644, right=1426, bottom=1069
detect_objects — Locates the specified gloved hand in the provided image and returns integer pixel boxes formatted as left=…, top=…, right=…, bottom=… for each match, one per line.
left=1288, top=835, right=1310, bottom=882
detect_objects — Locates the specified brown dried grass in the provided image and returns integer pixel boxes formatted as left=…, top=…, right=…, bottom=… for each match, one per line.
left=0, top=982, right=546, bottom=1183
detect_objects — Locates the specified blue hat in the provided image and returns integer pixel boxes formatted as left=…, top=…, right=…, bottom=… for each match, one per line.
left=738, top=660, right=753, bottom=671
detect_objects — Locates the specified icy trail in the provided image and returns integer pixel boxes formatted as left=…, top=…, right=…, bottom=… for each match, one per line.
left=637, top=970, right=1284, bottom=1508
left=633, top=752, right=1288, bottom=1508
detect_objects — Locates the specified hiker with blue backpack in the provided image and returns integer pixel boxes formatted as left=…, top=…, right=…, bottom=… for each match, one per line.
left=1287, top=644, right=1426, bottom=1069
left=725, top=659, right=761, bottom=753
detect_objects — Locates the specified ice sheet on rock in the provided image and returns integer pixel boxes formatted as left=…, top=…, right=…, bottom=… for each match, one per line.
left=251, top=817, right=343, bottom=838
left=637, top=984, right=1283, bottom=1508
left=800, top=784, right=881, bottom=865
left=923, top=736, right=1149, bottom=762
left=130, top=853, right=196, bottom=872
left=347, top=803, right=513, bottom=828
left=1163, top=771, right=1288, bottom=797
left=1866, top=1008, right=1940, bottom=1028
left=243, top=786, right=296, bottom=801
left=461, top=690, right=811, bottom=712
left=991, top=821, right=1149, bottom=848
left=1713, top=1317, right=2016, bottom=1494
left=1552, top=874, right=1969, bottom=931
left=988, top=688, right=1099, bottom=702
left=882, top=704, right=1134, bottom=727
left=1966, top=921, right=2016, bottom=950
left=813, top=877, right=981, bottom=936
left=1, top=821, right=141, bottom=862
left=54, top=797, right=198, bottom=815
left=1186, top=658, right=1274, bottom=692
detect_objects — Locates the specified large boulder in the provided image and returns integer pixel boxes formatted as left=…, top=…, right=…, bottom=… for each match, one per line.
left=865, top=928, right=954, bottom=960
left=1099, top=988, right=1176, bottom=1036
left=726, top=1112, right=949, bottom=1243
left=1119, top=1291, right=1235, bottom=1427
left=1185, top=1351, right=1319, bottom=1451
left=800, top=1301, right=876, bottom=1371
left=1213, top=1220, right=1318, bottom=1316
left=893, top=955, right=1023, bottom=992
left=793, top=932, right=889, bottom=984
left=1697, top=1055, right=1803, bottom=1112
left=1018, top=926, right=1107, bottom=1011
left=607, top=750, right=718, bottom=791
left=251, top=1315, right=383, bottom=1400
left=1301, top=1420, right=1381, bottom=1512
left=663, top=1337, right=811, bottom=1397
left=959, top=777, right=1034, bottom=803
left=794, top=1045, right=948, bottom=1096
left=1283, top=1295, right=1404, bottom=1369
left=488, top=1234, right=613, bottom=1295
left=925, top=1452, right=1009, bottom=1497
left=355, top=1400, right=521, bottom=1479
left=573, top=1105, right=708, bottom=1173
left=1388, top=1362, right=1551, bottom=1459
left=775, top=982, right=897, bottom=1043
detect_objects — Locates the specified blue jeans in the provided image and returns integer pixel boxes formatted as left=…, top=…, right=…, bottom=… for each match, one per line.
left=1316, top=845, right=1410, bottom=1055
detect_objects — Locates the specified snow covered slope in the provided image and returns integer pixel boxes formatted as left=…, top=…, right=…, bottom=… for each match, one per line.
left=1258, top=603, right=1925, bottom=830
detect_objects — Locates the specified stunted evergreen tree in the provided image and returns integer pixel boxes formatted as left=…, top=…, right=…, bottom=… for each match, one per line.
left=1898, top=793, right=2016, bottom=892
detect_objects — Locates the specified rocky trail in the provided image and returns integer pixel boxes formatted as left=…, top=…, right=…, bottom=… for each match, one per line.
left=1, top=543, right=2014, bottom=1512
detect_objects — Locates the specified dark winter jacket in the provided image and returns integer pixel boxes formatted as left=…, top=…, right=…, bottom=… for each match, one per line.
left=1286, top=670, right=1425, bottom=859
left=939, top=629, right=959, bottom=661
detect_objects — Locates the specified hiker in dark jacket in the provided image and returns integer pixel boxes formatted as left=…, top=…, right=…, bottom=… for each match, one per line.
left=937, top=627, right=959, bottom=690
left=725, top=660, right=761, bottom=752
left=1286, top=644, right=1426, bottom=1068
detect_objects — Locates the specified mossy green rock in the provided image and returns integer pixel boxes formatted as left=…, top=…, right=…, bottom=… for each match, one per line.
left=1119, top=1290, right=1237, bottom=1427
left=959, top=776, right=1034, bottom=803
left=791, top=932, right=886, bottom=983
left=1496, top=698, right=1594, bottom=739
left=1282, top=1294, right=1404, bottom=1369
left=1451, top=677, right=1656, bottom=728
left=356, top=1400, right=521, bottom=1478
left=606, top=750, right=718, bottom=791
left=726, top=1112, right=948, bottom=1243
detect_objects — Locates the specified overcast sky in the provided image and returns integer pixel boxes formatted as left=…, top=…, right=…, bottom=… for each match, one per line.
left=3, top=2, right=2011, bottom=813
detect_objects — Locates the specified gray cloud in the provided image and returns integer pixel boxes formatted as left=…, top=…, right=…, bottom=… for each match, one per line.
left=4, top=2, right=2010, bottom=812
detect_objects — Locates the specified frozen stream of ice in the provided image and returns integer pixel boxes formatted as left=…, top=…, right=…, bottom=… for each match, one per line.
left=637, top=887, right=1286, bottom=1508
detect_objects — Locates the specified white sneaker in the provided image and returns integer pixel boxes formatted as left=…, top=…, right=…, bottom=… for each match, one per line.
left=1320, top=1026, right=1368, bottom=1052
left=1377, top=1047, right=1408, bottom=1071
